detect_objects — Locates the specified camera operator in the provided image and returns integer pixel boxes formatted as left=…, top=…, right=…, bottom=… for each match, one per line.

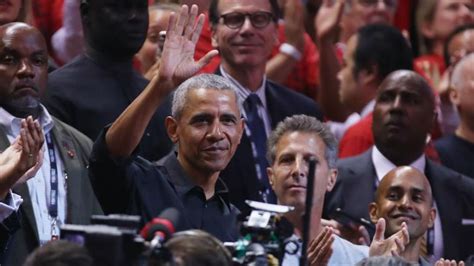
left=88, top=5, right=243, bottom=242
left=266, top=115, right=409, bottom=265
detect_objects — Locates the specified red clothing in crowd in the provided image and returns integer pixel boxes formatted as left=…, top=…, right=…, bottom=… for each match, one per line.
left=414, top=54, right=447, bottom=87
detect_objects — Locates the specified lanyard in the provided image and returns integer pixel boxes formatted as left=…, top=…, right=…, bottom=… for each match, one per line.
left=45, top=133, right=59, bottom=239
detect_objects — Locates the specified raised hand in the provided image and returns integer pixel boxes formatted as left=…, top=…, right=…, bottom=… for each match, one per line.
left=369, top=218, right=409, bottom=257
left=321, top=218, right=370, bottom=245
left=0, top=116, right=44, bottom=198
left=315, top=0, right=345, bottom=42
left=157, top=4, right=219, bottom=90
left=308, top=226, right=334, bottom=266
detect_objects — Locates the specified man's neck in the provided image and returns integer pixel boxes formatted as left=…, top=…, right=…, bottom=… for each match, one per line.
left=455, top=119, right=474, bottom=144
left=85, top=46, right=133, bottom=65
left=221, top=62, right=265, bottom=92
left=177, top=154, right=218, bottom=200
left=377, top=144, right=424, bottom=166
left=2, top=105, right=41, bottom=120
left=399, top=237, right=423, bottom=264
left=286, top=206, right=324, bottom=240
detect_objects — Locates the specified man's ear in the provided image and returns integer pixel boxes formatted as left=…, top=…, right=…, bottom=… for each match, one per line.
left=326, top=169, right=337, bottom=192
left=449, top=88, right=460, bottom=106
left=368, top=202, right=379, bottom=224
left=165, top=116, right=179, bottom=143
left=236, top=118, right=245, bottom=145
left=428, top=208, right=436, bottom=228
left=359, top=64, right=379, bottom=88
left=211, top=27, right=219, bottom=49
left=267, top=167, right=275, bottom=190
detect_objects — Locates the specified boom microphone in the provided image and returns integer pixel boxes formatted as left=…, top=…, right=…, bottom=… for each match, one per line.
left=140, top=208, right=180, bottom=247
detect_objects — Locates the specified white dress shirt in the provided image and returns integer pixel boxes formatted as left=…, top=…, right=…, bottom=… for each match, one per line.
left=0, top=106, right=67, bottom=245
left=0, top=191, right=22, bottom=222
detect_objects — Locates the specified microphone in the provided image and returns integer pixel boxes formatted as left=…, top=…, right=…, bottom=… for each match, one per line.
left=140, top=208, right=180, bottom=247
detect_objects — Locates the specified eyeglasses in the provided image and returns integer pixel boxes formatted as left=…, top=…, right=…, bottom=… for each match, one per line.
left=357, top=0, right=398, bottom=8
left=219, top=11, right=275, bottom=29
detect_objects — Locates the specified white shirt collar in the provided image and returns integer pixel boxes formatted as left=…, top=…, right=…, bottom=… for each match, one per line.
left=0, top=105, right=54, bottom=138
left=371, top=145, right=426, bottom=182
left=219, top=65, right=268, bottom=109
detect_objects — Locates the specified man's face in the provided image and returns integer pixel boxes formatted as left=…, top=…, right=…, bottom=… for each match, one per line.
left=84, top=0, right=148, bottom=58
left=167, top=88, right=244, bottom=176
left=451, top=57, right=474, bottom=121
left=342, top=0, right=396, bottom=36
left=372, top=71, right=435, bottom=152
left=211, top=0, right=278, bottom=70
left=0, top=24, right=48, bottom=117
left=338, top=35, right=361, bottom=111
left=268, top=131, right=336, bottom=212
left=447, top=29, right=474, bottom=65
left=0, top=0, right=22, bottom=25
left=426, top=0, right=474, bottom=42
left=369, top=167, right=436, bottom=240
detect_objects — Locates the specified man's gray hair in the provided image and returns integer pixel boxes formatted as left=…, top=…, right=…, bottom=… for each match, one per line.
left=171, top=74, right=241, bottom=119
left=451, top=52, right=474, bottom=91
left=267, top=115, right=338, bottom=168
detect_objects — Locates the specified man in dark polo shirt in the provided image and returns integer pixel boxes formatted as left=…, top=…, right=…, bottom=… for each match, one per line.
left=89, top=5, right=243, bottom=241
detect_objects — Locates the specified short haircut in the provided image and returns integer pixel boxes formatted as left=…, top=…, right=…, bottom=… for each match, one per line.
left=171, top=74, right=241, bottom=119
left=208, top=0, right=280, bottom=28
left=354, top=24, right=413, bottom=80
left=267, top=115, right=338, bottom=168
left=149, top=2, right=180, bottom=12
left=443, top=23, right=474, bottom=66
left=451, top=52, right=474, bottom=91
left=164, top=230, right=232, bottom=266
left=23, top=240, right=93, bottom=266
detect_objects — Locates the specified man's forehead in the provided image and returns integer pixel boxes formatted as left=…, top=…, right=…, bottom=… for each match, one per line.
left=276, top=132, right=325, bottom=157
left=0, top=25, right=46, bottom=50
left=218, top=0, right=272, bottom=13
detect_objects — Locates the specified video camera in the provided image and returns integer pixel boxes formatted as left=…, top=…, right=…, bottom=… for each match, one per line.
left=225, top=200, right=296, bottom=265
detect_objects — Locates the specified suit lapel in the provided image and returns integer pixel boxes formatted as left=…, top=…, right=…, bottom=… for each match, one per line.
left=0, top=130, right=40, bottom=243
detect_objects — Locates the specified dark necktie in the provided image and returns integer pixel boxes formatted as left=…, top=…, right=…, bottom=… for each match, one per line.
left=244, top=94, right=276, bottom=203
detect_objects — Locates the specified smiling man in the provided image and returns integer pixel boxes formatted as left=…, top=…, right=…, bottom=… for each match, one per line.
left=325, top=70, right=474, bottom=261
left=89, top=5, right=243, bottom=242
left=369, top=166, right=436, bottom=265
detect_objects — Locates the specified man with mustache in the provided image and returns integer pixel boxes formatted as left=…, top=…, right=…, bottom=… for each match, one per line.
left=369, top=166, right=436, bottom=265
left=89, top=5, right=243, bottom=242
left=0, top=22, right=102, bottom=265
left=324, top=70, right=474, bottom=261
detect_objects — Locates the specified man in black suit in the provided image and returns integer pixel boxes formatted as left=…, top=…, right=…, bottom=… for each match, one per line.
left=324, top=70, right=474, bottom=261
left=44, top=0, right=164, bottom=161
left=152, top=0, right=323, bottom=213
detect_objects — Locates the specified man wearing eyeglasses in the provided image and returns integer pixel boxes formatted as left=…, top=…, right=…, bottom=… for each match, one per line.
left=204, top=0, right=323, bottom=214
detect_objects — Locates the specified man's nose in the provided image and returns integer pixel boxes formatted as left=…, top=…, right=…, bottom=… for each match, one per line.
left=240, top=16, right=255, bottom=33
left=291, top=157, right=307, bottom=180
left=399, top=195, right=413, bottom=209
left=207, top=122, right=224, bottom=140
left=17, top=60, right=34, bottom=78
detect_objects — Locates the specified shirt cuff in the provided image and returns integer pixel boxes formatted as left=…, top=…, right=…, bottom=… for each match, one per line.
left=0, top=191, right=23, bottom=222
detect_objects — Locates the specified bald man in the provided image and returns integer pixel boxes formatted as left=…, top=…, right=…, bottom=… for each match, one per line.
left=369, top=166, right=436, bottom=265
left=0, top=22, right=102, bottom=265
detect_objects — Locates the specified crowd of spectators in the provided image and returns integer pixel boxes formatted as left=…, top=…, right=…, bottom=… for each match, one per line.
left=1, top=0, right=474, bottom=265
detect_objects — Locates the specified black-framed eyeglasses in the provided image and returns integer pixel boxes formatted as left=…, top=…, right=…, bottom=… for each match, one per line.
left=357, top=0, right=398, bottom=8
left=219, top=11, right=275, bottom=29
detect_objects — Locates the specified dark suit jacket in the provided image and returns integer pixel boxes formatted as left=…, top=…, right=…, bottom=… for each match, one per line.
left=149, top=70, right=323, bottom=213
left=44, top=55, right=163, bottom=161
left=0, top=117, right=103, bottom=265
left=324, top=149, right=474, bottom=260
